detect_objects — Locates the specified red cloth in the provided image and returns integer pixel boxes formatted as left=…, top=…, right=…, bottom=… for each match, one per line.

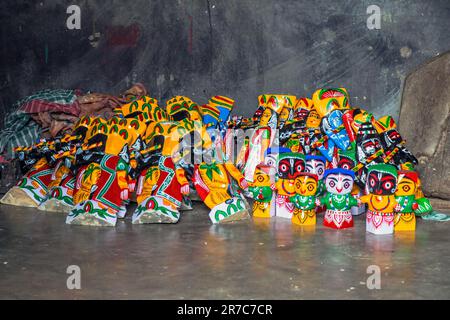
left=19, top=99, right=80, bottom=116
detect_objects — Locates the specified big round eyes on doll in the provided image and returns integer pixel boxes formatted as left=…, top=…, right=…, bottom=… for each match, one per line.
left=329, top=181, right=335, bottom=188
left=317, top=168, right=323, bottom=175
left=296, top=164, right=303, bottom=172
left=257, top=175, right=264, bottom=182
left=307, top=184, right=314, bottom=191
left=369, top=178, right=376, bottom=187
left=383, top=181, right=393, bottom=190
left=403, top=185, right=410, bottom=192
left=280, top=164, right=288, bottom=172
left=344, top=182, right=350, bottom=189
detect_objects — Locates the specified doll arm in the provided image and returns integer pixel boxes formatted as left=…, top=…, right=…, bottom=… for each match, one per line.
left=224, top=162, right=248, bottom=189
left=175, top=167, right=190, bottom=195
left=359, top=194, right=371, bottom=204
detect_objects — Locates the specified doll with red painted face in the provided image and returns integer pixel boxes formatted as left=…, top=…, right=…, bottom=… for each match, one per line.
left=320, top=168, right=359, bottom=229
left=360, top=164, right=400, bottom=235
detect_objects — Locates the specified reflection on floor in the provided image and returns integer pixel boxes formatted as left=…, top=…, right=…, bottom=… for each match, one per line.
left=0, top=203, right=449, bottom=299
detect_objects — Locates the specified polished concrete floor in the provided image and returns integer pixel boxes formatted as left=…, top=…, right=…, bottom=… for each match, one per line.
left=0, top=203, right=449, bottom=300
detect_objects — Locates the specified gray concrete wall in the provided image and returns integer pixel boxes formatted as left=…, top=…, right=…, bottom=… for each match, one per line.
left=1, top=0, right=450, bottom=121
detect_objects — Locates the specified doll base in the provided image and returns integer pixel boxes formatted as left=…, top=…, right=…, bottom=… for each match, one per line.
left=252, top=201, right=271, bottom=218
left=37, top=198, right=73, bottom=213
left=66, top=200, right=117, bottom=227
left=323, top=209, right=353, bottom=229
left=275, top=195, right=294, bottom=219
left=394, top=213, right=416, bottom=232
left=132, top=196, right=180, bottom=224
left=292, top=209, right=316, bottom=226
left=366, top=210, right=394, bottom=235
left=0, top=186, right=41, bottom=208
left=209, top=197, right=250, bottom=224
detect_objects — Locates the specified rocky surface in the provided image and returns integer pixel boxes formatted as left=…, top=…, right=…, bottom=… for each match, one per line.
left=399, top=51, right=450, bottom=200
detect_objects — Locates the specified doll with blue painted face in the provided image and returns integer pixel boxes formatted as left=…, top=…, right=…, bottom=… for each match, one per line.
left=320, top=168, right=359, bottom=229
left=360, top=164, right=400, bottom=235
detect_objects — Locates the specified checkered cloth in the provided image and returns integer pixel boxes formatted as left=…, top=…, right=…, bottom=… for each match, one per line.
left=0, top=89, right=80, bottom=158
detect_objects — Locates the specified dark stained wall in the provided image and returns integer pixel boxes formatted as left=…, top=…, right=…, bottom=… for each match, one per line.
left=1, top=0, right=450, bottom=122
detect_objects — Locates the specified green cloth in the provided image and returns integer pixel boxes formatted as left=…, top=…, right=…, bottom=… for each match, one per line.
left=0, top=89, right=78, bottom=158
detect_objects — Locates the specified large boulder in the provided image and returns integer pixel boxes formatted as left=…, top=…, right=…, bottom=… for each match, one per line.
left=399, top=52, right=450, bottom=200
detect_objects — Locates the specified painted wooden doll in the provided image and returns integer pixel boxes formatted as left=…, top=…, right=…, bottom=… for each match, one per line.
left=193, top=159, right=249, bottom=224
left=320, top=168, right=358, bottom=229
left=248, top=164, right=276, bottom=218
left=132, top=155, right=190, bottom=224
left=360, top=164, right=400, bottom=235
left=290, top=173, right=318, bottom=226
left=66, top=118, right=137, bottom=226
left=394, top=170, right=419, bottom=232
left=275, top=152, right=305, bottom=219
left=242, top=94, right=296, bottom=182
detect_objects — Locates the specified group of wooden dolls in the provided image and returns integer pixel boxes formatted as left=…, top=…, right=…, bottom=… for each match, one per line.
left=0, top=88, right=432, bottom=235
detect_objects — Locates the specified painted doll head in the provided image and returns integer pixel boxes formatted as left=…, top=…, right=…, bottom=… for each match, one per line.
left=306, top=109, right=321, bottom=128
left=356, top=122, right=384, bottom=163
left=395, top=170, right=419, bottom=196
left=312, top=88, right=350, bottom=118
left=277, top=152, right=306, bottom=180
left=166, top=96, right=201, bottom=122
left=305, top=155, right=326, bottom=180
left=294, top=97, right=313, bottom=122
left=259, top=107, right=275, bottom=127
left=337, top=144, right=357, bottom=171
left=295, top=173, right=318, bottom=196
left=253, top=164, right=275, bottom=187
left=264, top=147, right=291, bottom=170
left=323, top=168, right=355, bottom=195
left=366, top=164, right=398, bottom=195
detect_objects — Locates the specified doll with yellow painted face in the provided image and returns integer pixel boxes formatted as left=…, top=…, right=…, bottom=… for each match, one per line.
left=360, top=164, right=401, bottom=235
left=290, top=173, right=318, bottom=226
left=394, top=170, right=420, bottom=231
left=248, top=164, right=276, bottom=218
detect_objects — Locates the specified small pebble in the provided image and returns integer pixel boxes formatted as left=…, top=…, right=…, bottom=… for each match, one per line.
left=340, top=268, right=345, bottom=272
